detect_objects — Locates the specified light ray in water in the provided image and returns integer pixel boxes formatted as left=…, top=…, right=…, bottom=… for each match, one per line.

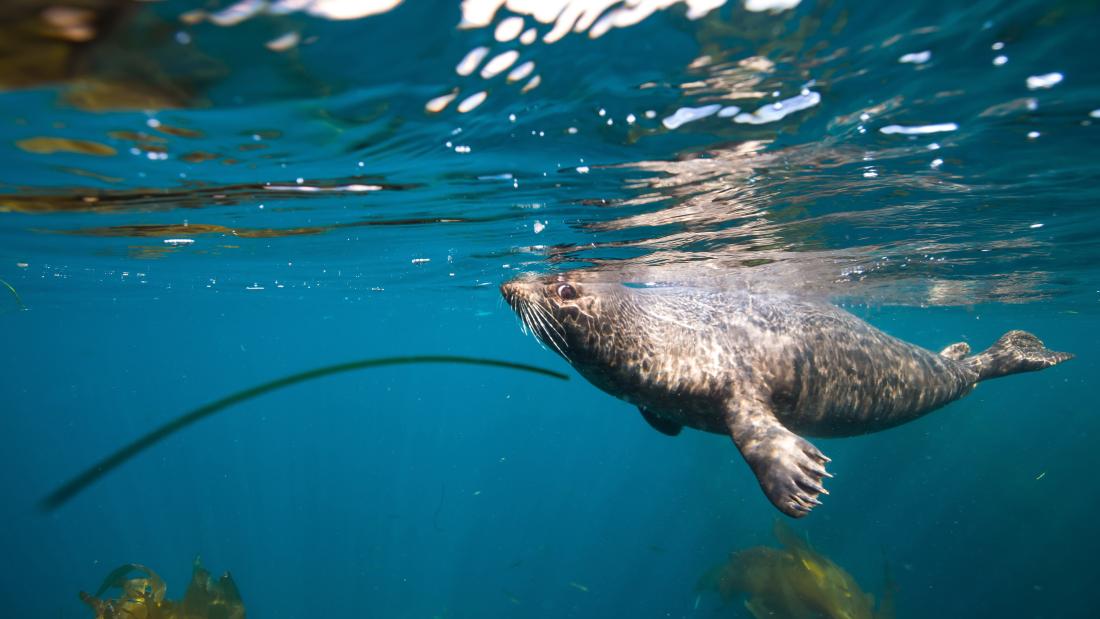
left=39, top=356, right=569, bottom=511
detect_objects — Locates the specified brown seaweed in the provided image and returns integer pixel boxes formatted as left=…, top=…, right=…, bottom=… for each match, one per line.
left=16, top=137, right=117, bottom=156
left=0, top=1, right=208, bottom=109
left=700, top=521, right=896, bottom=619
left=0, top=179, right=416, bottom=214
left=80, top=557, right=243, bottom=619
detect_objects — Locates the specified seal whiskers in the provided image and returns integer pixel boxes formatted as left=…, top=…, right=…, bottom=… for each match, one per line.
left=512, top=288, right=568, bottom=356
left=531, top=301, right=568, bottom=355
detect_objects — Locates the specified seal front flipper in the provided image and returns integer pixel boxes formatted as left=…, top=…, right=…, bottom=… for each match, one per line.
left=639, top=407, right=682, bottom=436
left=726, top=396, right=831, bottom=518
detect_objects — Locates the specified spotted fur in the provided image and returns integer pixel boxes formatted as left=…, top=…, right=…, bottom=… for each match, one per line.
left=502, top=272, right=1072, bottom=518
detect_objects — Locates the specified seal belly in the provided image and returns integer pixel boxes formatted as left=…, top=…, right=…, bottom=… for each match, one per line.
left=578, top=291, right=979, bottom=438
left=766, top=312, right=978, bottom=437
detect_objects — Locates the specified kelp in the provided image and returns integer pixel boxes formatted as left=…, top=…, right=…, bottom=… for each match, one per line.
left=0, top=1, right=207, bottom=109
left=699, top=521, right=896, bottom=619
left=93, top=564, right=166, bottom=604
left=41, top=356, right=568, bottom=511
left=1, top=278, right=25, bottom=310
left=80, top=557, right=243, bottom=619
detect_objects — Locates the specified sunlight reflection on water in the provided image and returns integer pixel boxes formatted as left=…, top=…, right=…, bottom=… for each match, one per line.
left=0, top=0, right=1097, bottom=309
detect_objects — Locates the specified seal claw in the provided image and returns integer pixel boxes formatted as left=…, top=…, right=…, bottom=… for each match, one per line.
left=799, top=463, right=828, bottom=478
left=798, top=480, right=828, bottom=496
left=788, top=501, right=811, bottom=514
left=728, top=401, right=831, bottom=519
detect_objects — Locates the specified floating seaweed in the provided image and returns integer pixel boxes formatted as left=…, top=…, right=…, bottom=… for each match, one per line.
left=41, top=356, right=568, bottom=511
left=0, top=178, right=416, bottom=214
left=0, top=1, right=209, bottom=109
left=80, top=557, right=244, bottom=619
left=16, top=137, right=117, bottom=156
left=699, top=521, right=896, bottom=619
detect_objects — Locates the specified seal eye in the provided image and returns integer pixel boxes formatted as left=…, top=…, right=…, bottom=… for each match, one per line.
left=556, top=284, right=578, bottom=300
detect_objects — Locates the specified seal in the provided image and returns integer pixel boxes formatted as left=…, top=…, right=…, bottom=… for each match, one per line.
left=501, top=273, right=1073, bottom=518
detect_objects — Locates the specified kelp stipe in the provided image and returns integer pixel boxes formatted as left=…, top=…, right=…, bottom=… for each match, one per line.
left=40, top=355, right=568, bottom=511
left=0, top=278, right=25, bottom=310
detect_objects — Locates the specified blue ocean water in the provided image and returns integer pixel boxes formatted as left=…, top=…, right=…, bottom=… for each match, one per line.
left=1, top=1, right=1098, bottom=617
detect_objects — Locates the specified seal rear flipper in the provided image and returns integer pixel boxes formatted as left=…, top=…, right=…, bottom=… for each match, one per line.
left=726, top=398, right=831, bottom=518
left=639, top=407, right=682, bottom=436
left=939, top=342, right=970, bottom=360
left=965, top=330, right=1073, bottom=381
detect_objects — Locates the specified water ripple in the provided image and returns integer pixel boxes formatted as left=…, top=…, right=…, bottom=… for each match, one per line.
left=1, top=0, right=1098, bottom=306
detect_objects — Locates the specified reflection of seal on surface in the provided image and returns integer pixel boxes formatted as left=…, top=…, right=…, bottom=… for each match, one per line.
left=502, top=273, right=1073, bottom=518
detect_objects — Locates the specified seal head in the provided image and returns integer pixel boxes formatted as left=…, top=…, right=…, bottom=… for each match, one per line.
left=500, top=273, right=597, bottom=358
left=502, top=272, right=683, bottom=414
left=501, top=273, right=623, bottom=371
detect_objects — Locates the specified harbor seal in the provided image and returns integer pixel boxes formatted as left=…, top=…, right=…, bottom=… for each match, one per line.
left=501, top=273, right=1073, bottom=518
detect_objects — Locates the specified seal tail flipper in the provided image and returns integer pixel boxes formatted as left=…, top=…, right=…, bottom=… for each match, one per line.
left=726, top=396, right=832, bottom=518
left=964, top=330, right=1073, bottom=381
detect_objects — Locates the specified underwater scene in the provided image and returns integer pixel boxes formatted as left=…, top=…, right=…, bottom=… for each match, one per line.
left=2, top=0, right=1099, bottom=617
